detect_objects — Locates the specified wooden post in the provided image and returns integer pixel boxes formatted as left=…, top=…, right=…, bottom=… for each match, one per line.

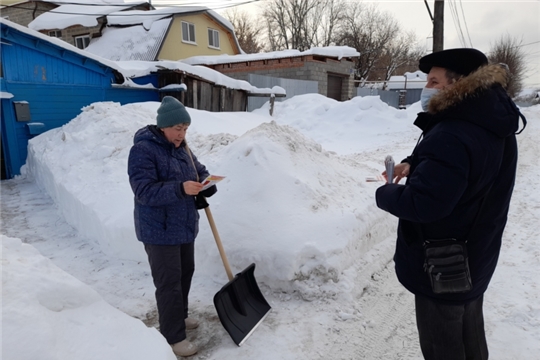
left=269, top=94, right=275, bottom=116
left=433, top=0, right=444, bottom=52
left=193, top=81, right=198, bottom=109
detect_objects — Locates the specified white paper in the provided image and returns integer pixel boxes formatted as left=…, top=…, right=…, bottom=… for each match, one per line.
left=201, top=175, right=225, bottom=190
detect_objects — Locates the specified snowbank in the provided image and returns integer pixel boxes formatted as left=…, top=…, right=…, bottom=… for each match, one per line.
left=1, top=234, right=176, bottom=360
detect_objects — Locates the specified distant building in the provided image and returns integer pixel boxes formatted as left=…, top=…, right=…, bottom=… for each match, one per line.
left=386, top=71, right=427, bottom=108
left=182, top=47, right=360, bottom=102
left=85, top=7, right=243, bottom=61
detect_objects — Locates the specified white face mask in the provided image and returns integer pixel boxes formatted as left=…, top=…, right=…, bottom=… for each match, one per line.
left=420, top=87, right=440, bottom=111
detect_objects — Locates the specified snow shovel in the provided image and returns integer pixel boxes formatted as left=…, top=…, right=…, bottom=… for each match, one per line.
left=203, top=206, right=271, bottom=346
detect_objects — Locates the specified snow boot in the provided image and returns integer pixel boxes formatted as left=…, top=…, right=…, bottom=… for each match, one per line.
left=185, top=317, right=199, bottom=330
left=171, top=339, right=198, bottom=357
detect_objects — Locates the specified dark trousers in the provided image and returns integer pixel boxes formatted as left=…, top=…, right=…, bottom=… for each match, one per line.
left=415, top=294, right=489, bottom=360
left=145, top=242, right=195, bottom=344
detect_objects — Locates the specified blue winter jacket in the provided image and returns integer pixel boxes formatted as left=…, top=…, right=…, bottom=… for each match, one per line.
left=128, top=125, right=210, bottom=245
left=376, top=65, right=526, bottom=305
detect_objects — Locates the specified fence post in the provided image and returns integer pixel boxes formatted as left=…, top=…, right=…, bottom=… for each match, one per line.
left=269, top=94, right=275, bottom=116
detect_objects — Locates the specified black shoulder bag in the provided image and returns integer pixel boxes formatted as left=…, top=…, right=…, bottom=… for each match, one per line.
left=423, top=193, right=492, bottom=294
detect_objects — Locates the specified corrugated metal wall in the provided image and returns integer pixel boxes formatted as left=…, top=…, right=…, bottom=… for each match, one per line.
left=0, top=26, right=158, bottom=178
left=247, top=74, right=318, bottom=112
left=356, top=88, right=400, bottom=108
left=356, top=88, right=422, bottom=109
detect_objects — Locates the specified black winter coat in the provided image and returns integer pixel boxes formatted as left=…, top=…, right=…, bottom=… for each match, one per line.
left=376, top=65, right=525, bottom=304
left=128, top=125, right=211, bottom=245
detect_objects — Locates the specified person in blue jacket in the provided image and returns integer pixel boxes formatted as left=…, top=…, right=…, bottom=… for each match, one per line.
left=376, top=49, right=526, bottom=360
left=128, top=96, right=216, bottom=357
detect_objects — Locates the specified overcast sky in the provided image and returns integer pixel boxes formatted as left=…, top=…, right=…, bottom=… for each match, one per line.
left=152, top=0, right=539, bottom=88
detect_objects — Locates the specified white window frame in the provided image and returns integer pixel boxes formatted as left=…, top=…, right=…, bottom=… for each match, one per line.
left=74, top=35, right=90, bottom=49
left=48, top=30, right=62, bottom=38
left=208, top=28, right=220, bottom=49
left=181, top=21, right=196, bottom=44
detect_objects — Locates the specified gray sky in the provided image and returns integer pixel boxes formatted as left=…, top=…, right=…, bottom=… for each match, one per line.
left=155, top=0, right=540, bottom=88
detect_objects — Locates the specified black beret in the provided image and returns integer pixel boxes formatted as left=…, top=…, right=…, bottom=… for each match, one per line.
left=419, top=48, right=488, bottom=76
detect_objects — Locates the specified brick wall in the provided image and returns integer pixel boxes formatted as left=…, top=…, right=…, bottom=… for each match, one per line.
left=1, top=2, right=54, bottom=27
left=54, top=21, right=105, bottom=47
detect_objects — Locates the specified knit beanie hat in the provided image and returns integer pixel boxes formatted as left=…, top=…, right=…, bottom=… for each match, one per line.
left=156, top=96, right=191, bottom=128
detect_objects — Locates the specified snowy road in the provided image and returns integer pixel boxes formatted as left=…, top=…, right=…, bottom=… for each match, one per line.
left=1, top=170, right=424, bottom=359
left=0, top=164, right=422, bottom=360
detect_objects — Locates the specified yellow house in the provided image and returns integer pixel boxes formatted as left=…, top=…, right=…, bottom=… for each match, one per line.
left=85, top=6, right=243, bottom=61
left=160, top=9, right=242, bottom=60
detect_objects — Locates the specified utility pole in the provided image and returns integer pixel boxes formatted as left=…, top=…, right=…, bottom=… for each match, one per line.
left=433, top=0, right=444, bottom=52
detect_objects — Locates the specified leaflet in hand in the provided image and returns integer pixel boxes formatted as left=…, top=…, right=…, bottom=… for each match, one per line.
left=201, top=175, right=225, bottom=190
left=385, top=155, right=395, bottom=184
left=365, top=175, right=385, bottom=182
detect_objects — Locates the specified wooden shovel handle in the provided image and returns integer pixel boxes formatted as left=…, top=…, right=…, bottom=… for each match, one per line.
left=204, top=206, right=234, bottom=281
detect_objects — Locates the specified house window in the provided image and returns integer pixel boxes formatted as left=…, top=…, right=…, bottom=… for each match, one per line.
left=48, top=30, right=62, bottom=38
left=181, top=21, right=196, bottom=43
left=74, top=35, right=90, bottom=49
left=208, top=28, right=220, bottom=49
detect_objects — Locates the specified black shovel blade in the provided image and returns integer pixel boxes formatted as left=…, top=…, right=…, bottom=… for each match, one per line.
left=213, top=263, right=271, bottom=346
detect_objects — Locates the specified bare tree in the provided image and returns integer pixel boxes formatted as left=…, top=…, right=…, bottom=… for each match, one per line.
left=488, top=34, right=527, bottom=98
left=378, top=32, right=425, bottom=89
left=223, top=8, right=264, bottom=54
left=262, top=0, right=346, bottom=51
left=333, top=3, right=400, bottom=84
left=308, top=0, right=347, bottom=47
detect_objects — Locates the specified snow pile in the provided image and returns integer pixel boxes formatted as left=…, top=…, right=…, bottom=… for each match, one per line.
left=1, top=234, right=176, bottom=360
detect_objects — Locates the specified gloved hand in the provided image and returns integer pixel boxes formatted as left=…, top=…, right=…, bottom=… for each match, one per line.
left=194, top=195, right=209, bottom=209
left=199, top=185, right=217, bottom=198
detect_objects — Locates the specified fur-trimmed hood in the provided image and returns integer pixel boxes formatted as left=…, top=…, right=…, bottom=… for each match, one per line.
left=428, top=64, right=509, bottom=113
left=417, top=64, right=520, bottom=139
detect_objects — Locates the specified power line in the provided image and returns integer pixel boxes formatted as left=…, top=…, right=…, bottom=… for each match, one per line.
left=6, top=0, right=260, bottom=17
left=448, top=0, right=467, bottom=47
left=458, top=0, right=473, bottom=47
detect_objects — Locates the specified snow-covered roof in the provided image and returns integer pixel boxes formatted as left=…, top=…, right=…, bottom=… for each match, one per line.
left=1, top=17, right=129, bottom=78
left=181, top=46, right=360, bottom=66
left=85, top=18, right=170, bottom=61
left=28, top=1, right=148, bottom=31
left=106, top=7, right=174, bottom=26
left=114, top=59, right=286, bottom=95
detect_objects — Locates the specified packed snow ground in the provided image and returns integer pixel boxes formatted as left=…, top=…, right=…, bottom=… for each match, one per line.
left=1, top=95, right=539, bottom=360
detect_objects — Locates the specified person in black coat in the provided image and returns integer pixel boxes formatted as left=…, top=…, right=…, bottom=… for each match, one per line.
left=375, top=48, right=526, bottom=360
left=128, top=96, right=217, bottom=357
